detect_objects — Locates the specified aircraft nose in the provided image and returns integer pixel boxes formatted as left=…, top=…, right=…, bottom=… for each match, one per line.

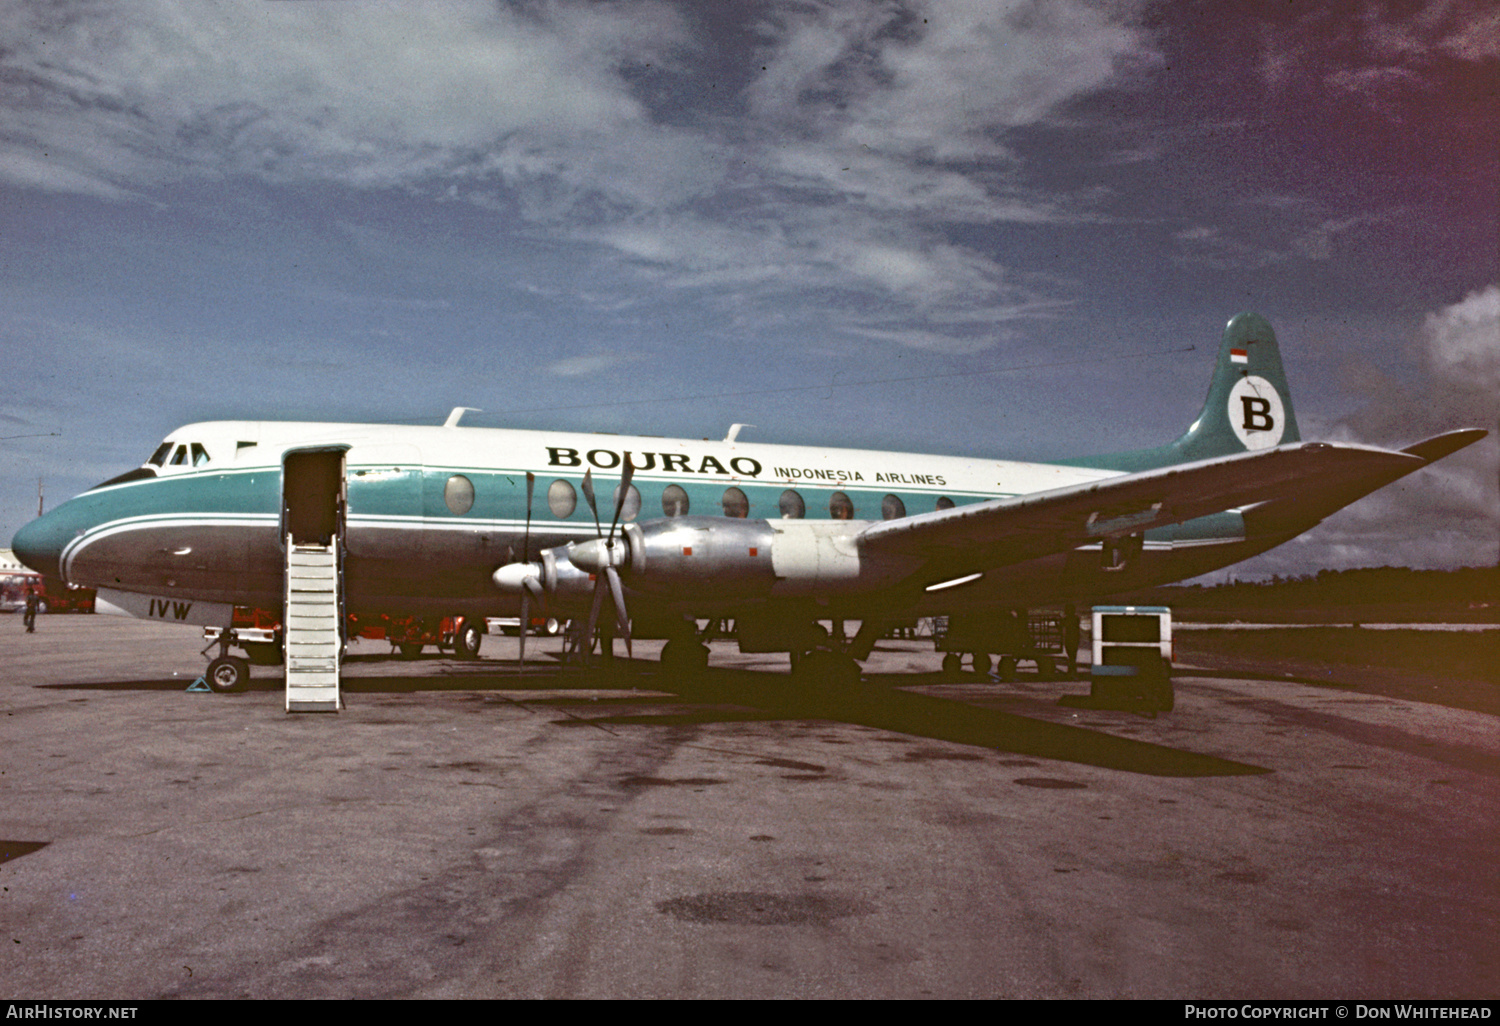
left=11, top=515, right=66, bottom=577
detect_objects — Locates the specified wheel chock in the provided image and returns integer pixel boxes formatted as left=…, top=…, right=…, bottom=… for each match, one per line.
left=186, top=676, right=212, bottom=693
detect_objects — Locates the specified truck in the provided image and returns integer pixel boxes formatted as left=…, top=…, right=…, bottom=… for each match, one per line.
left=0, top=571, right=95, bottom=614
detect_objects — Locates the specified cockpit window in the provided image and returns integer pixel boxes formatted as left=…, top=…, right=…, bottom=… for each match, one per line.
left=148, top=442, right=173, bottom=467
left=169, top=445, right=188, bottom=466
left=191, top=443, right=210, bottom=467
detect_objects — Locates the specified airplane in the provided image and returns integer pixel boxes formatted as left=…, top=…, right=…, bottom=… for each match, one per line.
left=10, top=312, right=1485, bottom=710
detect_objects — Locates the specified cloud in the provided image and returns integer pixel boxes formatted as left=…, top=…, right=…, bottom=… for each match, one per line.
left=1256, top=0, right=1500, bottom=110
left=546, top=353, right=641, bottom=378
left=0, top=0, right=1162, bottom=332
left=1305, top=287, right=1500, bottom=570
left=1423, top=284, right=1500, bottom=395
left=0, top=1, right=692, bottom=195
left=1440, top=5, right=1500, bottom=60
left=748, top=0, right=1155, bottom=157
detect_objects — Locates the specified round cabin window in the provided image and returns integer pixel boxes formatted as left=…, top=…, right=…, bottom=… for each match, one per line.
left=662, top=484, right=690, bottom=517
left=881, top=494, right=906, bottom=520
left=721, top=486, right=749, bottom=518
left=829, top=491, right=854, bottom=520
left=444, top=475, right=475, bottom=515
left=548, top=479, right=577, bottom=518
left=615, top=483, right=642, bottom=522
left=778, top=489, right=805, bottom=519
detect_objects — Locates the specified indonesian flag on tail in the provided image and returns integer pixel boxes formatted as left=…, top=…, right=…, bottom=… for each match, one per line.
left=1230, top=348, right=1249, bottom=364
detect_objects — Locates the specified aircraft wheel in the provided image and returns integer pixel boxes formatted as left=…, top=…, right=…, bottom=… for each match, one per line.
left=398, top=642, right=424, bottom=659
left=941, top=652, right=963, bottom=679
left=660, top=639, right=709, bottom=676
left=793, top=648, right=861, bottom=689
left=454, top=620, right=483, bottom=659
left=998, top=655, right=1017, bottom=682
left=206, top=655, right=250, bottom=694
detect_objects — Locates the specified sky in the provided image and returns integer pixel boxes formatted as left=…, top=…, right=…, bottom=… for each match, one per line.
left=1, top=0, right=1496, bottom=578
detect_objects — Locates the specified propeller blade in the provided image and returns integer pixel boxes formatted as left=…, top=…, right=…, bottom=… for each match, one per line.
left=522, top=472, right=535, bottom=562
left=584, top=574, right=608, bottom=661
left=581, top=468, right=602, bottom=538
left=517, top=589, right=529, bottom=675
left=605, top=565, right=631, bottom=658
left=608, top=459, right=635, bottom=540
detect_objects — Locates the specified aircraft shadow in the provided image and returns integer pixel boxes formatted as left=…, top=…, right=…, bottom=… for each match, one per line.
left=600, top=665, right=1268, bottom=778
left=38, top=658, right=1268, bottom=777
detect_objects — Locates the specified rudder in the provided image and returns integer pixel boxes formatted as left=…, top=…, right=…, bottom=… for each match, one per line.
left=1178, top=312, right=1301, bottom=460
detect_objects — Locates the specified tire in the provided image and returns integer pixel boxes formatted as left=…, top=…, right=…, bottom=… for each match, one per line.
left=971, top=652, right=992, bottom=676
left=941, top=652, right=963, bottom=679
left=792, top=648, right=861, bottom=689
left=398, top=642, right=424, bottom=659
left=543, top=618, right=562, bottom=636
left=36, top=599, right=49, bottom=615
left=1035, top=656, right=1055, bottom=681
left=660, top=639, right=709, bottom=676
left=454, top=620, right=482, bottom=659
left=998, top=655, right=1017, bottom=682
left=206, top=655, right=250, bottom=694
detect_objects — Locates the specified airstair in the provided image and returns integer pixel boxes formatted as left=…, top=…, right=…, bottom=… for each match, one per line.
left=283, top=539, right=342, bottom=712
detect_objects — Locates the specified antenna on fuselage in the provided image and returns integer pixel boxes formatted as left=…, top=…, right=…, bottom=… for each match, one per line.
left=724, top=424, right=754, bottom=443
left=444, top=407, right=481, bottom=427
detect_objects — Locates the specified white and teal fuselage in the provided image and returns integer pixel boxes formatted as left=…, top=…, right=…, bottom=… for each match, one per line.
left=16, top=417, right=1252, bottom=628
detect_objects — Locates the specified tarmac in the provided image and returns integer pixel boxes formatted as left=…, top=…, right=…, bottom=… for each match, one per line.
left=1, top=614, right=1497, bottom=999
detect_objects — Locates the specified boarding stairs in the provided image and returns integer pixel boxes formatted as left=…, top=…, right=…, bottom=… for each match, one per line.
left=283, top=538, right=343, bottom=712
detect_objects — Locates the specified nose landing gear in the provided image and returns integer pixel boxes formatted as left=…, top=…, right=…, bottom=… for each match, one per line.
left=202, top=628, right=251, bottom=693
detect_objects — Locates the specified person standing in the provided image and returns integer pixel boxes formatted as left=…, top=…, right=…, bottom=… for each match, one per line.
left=1063, top=603, right=1080, bottom=676
left=23, top=584, right=39, bottom=633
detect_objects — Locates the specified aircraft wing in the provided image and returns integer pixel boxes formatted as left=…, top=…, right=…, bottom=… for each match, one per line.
left=858, top=440, right=1432, bottom=580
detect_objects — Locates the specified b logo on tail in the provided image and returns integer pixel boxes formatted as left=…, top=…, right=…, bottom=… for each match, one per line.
left=1228, top=376, right=1285, bottom=450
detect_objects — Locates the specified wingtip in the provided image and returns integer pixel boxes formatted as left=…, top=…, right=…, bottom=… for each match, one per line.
left=1401, top=428, right=1489, bottom=464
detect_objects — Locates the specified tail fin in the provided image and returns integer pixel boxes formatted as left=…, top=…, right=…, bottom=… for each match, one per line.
left=1066, top=312, right=1301, bottom=472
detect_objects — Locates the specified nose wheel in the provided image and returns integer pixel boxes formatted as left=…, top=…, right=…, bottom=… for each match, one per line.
left=205, top=655, right=251, bottom=693
left=201, top=628, right=251, bottom=693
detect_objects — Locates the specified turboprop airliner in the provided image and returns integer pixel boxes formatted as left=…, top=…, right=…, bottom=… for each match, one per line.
left=11, top=313, right=1484, bottom=709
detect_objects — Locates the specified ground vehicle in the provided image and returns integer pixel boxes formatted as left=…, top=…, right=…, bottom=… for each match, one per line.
left=0, top=571, right=95, bottom=614
left=935, top=610, right=1075, bottom=680
left=349, top=613, right=484, bottom=659
left=1081, top=605, right=1174, bottom=711
left=204, top=608, right=488, bottom=675
left=488, top=615, right=565, bottom=637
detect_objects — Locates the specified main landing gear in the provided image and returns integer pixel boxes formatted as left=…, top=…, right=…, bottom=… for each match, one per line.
left=659, top=637, right=710, bottom=676
left=790, top=647, right=862, bottom=689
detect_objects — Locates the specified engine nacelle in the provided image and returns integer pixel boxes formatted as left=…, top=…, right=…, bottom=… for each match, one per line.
left=620, top=516, right=776, bottom=599
left=619, top=515, right=911, bottom=599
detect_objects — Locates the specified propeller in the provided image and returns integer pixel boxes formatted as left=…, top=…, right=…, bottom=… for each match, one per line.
left=576, top=463, right=634, bottom=662
left=491, top=464, right=636, bottom=669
